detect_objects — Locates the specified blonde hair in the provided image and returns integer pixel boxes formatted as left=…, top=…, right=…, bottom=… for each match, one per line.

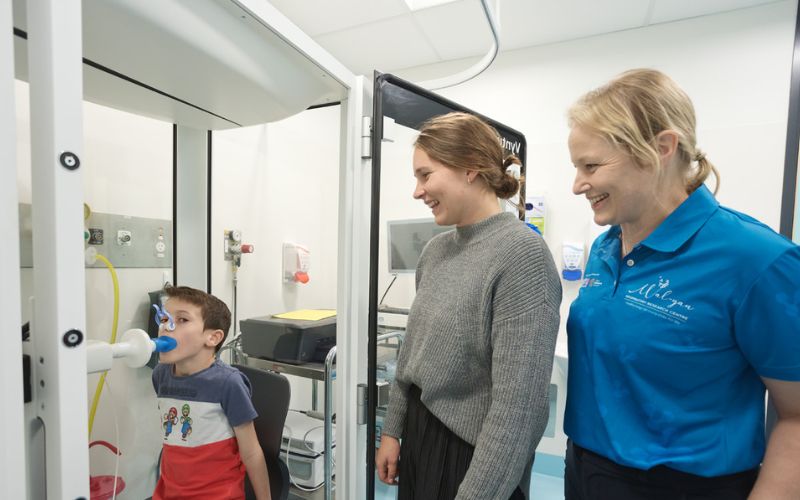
left=567, top=69, right=719, bottom=194
left=414, top=112, right=523, bottom=199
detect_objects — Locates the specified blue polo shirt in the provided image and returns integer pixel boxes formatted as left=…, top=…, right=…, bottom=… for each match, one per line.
left=565, top=185, right=800, bottom=477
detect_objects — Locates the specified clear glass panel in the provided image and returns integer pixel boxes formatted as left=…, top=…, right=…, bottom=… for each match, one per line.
left=368, top=75, right=527, bottom=500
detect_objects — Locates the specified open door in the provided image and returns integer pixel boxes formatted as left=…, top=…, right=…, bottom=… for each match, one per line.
left=365, top=72, right=528, bottom=499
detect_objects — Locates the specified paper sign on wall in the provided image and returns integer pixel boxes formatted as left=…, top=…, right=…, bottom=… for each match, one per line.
left=526, top=195, right=545, bottom=235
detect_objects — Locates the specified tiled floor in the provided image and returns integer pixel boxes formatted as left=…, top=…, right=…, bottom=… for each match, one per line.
left=530, top=473, right=564, bottom=500
left=288, top=483, right=331, bottom=499
left=372, top=472, right=565, bottom=500
left=286, top=468, right=565, bottom=500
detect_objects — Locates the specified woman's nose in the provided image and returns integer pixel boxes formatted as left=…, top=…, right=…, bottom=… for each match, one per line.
left=573, top=171, right=587, bottom=195
left=413, top=182, right=424, bottom=200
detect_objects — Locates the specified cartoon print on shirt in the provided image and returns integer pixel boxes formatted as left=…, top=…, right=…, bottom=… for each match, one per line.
left=163, top=407, right=178, bottom=438
left=180, top=404, right=193, bottom=440
left=776, top=291, right=800, bottom=316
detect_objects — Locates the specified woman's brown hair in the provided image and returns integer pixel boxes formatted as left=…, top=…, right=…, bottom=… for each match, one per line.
left=414, top=112, right=523, bottom=200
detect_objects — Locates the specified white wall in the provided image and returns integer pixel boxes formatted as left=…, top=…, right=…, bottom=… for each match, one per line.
left=387, top=0, right=798, bottom=344
left=211, top=105, right=341, bottom=411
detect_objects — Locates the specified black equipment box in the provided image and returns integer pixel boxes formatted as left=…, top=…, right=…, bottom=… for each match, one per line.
left=240, top=315, right=336, bottom=364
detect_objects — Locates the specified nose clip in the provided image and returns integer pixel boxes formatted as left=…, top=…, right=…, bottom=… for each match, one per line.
left=153, top=304, right=175, bottom=331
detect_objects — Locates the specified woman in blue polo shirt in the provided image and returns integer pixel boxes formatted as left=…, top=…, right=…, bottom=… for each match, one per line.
left=564, top=69, right=800, bottom=499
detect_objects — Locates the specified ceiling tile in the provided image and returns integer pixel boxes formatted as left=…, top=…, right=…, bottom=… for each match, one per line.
left=267, top=0, right=410, bottom=37
left=412, top=0, right=493, bottom=60
left=314, top=15, right=442, bottom=77
left=649, top=0, right=781, bottom=25
left=499, top=0, right=651, bottom=51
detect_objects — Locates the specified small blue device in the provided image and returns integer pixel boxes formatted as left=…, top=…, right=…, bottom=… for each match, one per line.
left=153, top=336, right=177, bottom=353
left=152, top=304, right=175, bottom=331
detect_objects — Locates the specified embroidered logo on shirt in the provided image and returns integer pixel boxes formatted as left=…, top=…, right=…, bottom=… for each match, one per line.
left=624, top=277, right=694, bottom=324
left=581, top=274, right=602, bottom=288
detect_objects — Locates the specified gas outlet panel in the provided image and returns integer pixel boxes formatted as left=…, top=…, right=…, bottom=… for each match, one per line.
left=19, top=204, right=173, bottom=268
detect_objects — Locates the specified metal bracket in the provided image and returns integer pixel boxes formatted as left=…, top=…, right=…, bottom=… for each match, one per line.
left=377, top=380, right=390, bottom=407
left=22, top=355, right=32, bottom=403
left=357, top=383, right=367, bottom=425
left=361, top=116, right=372, bottom=159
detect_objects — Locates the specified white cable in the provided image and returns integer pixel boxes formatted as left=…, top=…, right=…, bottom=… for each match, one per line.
left=303, top=425, right=324, bottom=457
left=283, top=425, right=326, bottom=492
left=101, top=372, right=122, bottom=500
left=416, top=0, right=502, bottom=90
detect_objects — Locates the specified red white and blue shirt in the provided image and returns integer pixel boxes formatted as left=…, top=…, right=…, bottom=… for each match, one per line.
left=152, top=359, right=257, bottom=500
left=565, top=185, right=800, bottom=476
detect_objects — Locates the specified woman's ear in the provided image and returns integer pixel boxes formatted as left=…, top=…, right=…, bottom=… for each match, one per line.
left=466, top=170, right=478, bottom=185
left=656, top=130, right=679, bottom=163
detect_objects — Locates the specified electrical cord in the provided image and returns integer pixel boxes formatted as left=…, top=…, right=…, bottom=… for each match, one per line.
left=282, top=423, right=335, bottom=492
left=379, top=276, right=397, bottom=306
left=288, top=408, right=336, bottom=423
left=101, top=372, right=122, bottom=500
left=217, top=332, right=245, bottom=364
left=88, top=254, right=119, bottom=439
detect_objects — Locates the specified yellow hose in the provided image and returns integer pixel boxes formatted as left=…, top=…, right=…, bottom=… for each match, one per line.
left=88, top=253, right=119, bottom=440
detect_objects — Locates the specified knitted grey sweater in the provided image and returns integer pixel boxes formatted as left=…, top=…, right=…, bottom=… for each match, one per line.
left=382, top=212, right=561, bottom=500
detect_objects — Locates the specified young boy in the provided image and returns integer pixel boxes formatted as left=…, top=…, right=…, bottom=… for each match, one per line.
left=152, top=285, right=271, bottom=500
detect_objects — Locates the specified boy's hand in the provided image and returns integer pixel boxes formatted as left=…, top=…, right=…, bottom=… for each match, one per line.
left=234, top=420, right=272, bottom=500
left=376, top=435, right=401, bottom=486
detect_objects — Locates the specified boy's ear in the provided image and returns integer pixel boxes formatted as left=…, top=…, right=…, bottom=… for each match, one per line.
left=206, top=329, right=225, bottom=349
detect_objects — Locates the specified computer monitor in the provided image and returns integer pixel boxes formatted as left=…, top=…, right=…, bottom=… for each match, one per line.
left=386, top=218, right=454, bottom=274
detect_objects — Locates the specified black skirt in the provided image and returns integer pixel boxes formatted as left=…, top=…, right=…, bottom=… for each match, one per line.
left=398, top=385, right=525, bottom=500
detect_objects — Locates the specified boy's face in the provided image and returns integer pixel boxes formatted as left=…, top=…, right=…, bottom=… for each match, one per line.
left=158, top=297, right=220, bottom=368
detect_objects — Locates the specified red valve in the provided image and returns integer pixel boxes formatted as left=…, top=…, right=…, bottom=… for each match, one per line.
left=241, top=244, right=254, bottom=253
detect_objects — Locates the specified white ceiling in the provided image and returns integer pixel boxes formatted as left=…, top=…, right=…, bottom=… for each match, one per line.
left=266, top=0, right=783, bottom=78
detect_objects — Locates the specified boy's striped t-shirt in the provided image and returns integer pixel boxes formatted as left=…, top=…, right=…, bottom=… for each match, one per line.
left=152, top=359, right=257, bottom=500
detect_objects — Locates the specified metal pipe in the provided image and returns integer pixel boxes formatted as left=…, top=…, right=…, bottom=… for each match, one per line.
left=324, top=345, right=337, bottom=500
left=312, top=379, right=318, bottom=412
left=416, top=0, right=502, bottom=90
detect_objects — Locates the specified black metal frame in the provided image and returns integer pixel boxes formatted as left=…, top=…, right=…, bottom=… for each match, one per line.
left=779, top=3, right=800, bottom=240
left=366, top=72, right=528, bottom=498
left=768, top=0, right=800, bottom=442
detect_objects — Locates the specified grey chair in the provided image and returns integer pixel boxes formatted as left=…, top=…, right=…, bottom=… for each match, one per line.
left=234, top=364, right=292, bottom=500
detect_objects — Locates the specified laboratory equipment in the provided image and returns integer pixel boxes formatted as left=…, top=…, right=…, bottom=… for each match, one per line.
left=281, top=411, right=336, bottom=489
left=86, top=329, right=177, bottom=374
left=386, top=218, right=453, bottom=274
left=240, top=315, right=336, bottom=364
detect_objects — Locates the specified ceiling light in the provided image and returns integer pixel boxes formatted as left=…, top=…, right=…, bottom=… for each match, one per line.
left=403, top=0, right=461, bottom=12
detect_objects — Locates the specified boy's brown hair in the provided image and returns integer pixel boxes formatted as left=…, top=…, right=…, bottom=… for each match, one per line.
left=164, top=285, right=231, bottom=352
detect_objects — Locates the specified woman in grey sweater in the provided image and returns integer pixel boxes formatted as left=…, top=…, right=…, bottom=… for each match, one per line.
left=376, top=112, right=561, bottom=500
